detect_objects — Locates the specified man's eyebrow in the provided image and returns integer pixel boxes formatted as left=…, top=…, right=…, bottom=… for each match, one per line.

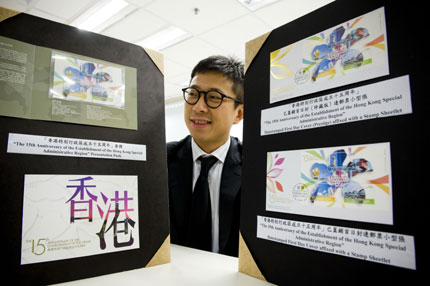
left=190, top=84, right=225, bottom=94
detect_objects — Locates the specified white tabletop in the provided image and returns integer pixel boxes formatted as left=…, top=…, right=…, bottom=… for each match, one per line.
left=50, top=244, right=276, bottom=286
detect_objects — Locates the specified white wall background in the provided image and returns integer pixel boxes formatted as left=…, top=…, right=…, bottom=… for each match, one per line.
left=165, top=101, right=243, bottom=143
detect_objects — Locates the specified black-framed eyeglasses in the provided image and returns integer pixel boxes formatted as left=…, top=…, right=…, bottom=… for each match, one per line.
left=182, top=87, right=242, bottom=109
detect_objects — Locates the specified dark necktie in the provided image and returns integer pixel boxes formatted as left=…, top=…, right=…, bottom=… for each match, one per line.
left=187, top=155, right=218, bottom=251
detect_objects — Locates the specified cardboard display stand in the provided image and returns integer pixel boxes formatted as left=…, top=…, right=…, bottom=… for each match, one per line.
left=239, top=0, right=423, bottom=284
left=1, top=7, right=169, bottom=285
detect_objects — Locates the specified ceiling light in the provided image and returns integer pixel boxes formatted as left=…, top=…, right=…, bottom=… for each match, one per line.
left=237, top=0, right=280, bottom=11
left=73, top=0, right=129, bottom=31
left=136, top=26, right=191, bottom=51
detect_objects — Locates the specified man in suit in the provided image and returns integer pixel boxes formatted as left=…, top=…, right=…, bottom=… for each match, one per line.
left=167, top=55, right=244, bottom=257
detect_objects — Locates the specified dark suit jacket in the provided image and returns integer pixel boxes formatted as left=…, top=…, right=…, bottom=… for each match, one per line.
left=167, top=135, right=242, bottom=257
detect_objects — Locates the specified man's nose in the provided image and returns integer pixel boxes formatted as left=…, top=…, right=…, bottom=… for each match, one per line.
left=192, top=94, right=208, bottom=112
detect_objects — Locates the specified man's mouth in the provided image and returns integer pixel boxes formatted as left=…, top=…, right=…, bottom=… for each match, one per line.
left=190, top=119, right=211, bottom=127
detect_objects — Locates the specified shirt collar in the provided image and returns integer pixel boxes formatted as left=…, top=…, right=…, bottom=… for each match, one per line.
left=191, top=137, right=231, bottom=164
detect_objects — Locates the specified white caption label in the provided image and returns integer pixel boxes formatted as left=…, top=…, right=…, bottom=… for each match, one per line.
left=7, top=133, right=146, bottom=161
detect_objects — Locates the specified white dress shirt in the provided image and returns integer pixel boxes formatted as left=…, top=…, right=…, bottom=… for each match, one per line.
left=191, top=137, right=231, bottom=253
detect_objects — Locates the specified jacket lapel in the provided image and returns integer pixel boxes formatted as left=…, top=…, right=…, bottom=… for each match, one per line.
left=168, top=136, right=194, bottom=242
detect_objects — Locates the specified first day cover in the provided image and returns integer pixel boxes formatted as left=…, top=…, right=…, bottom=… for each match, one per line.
left=270, top=7, right=389, bottom=103
left=266, top=142, right=393, bottom=225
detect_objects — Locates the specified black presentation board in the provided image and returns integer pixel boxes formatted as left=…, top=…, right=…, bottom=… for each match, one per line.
left=240, top=0, right=423, bottom=284
left=0, top=12, right=169, bottom=285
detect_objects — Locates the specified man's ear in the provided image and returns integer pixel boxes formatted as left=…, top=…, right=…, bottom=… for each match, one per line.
left=233, top=104, right=244, bottom=124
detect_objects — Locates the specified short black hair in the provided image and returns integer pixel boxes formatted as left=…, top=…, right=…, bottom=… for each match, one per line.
left=191, top=55, right=244, bottom=108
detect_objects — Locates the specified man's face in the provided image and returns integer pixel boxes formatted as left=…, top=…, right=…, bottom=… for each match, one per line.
left=184, top=71, right=243, bottom=153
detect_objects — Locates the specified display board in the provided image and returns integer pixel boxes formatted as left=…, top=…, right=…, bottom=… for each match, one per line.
left=239, top=0, right=423, bottom=284
left=0, top=7, right=170, bottom=285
